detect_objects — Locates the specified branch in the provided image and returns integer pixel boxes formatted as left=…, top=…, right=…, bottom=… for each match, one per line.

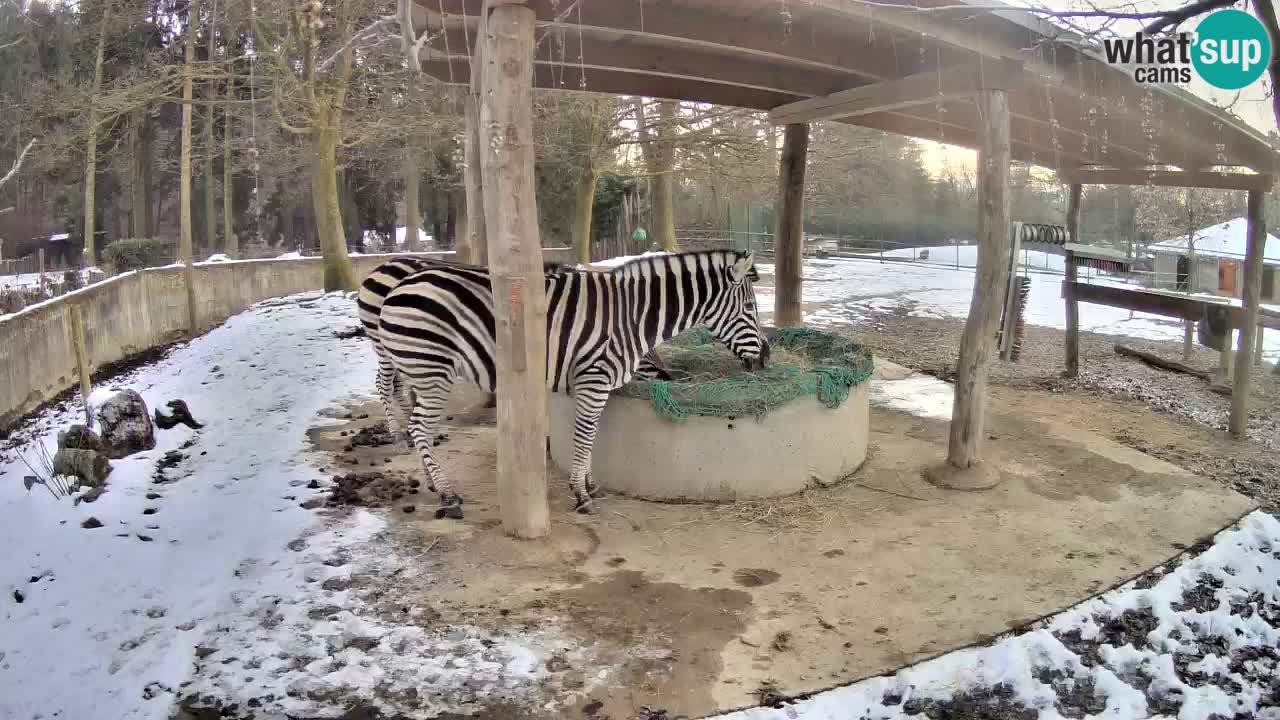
left=318, top=15, right=398, bottom=72
left=0, top=138, right=36, bottom=190
left=0, top=37, right=25, bottom=52
left=1144, top=0, right=1238, bottom=33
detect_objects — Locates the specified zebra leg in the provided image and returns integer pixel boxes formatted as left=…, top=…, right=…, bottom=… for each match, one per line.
left=376, top=354, right=412, bottom=443
left=403, top=376, right=462, bottom=519
left=569, top=381, right=611, bottom=514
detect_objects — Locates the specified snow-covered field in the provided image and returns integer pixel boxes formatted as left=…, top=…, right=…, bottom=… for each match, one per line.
left=0, top=293, right=561, bottom=720
left=752, top=251, right=1280, bottom=364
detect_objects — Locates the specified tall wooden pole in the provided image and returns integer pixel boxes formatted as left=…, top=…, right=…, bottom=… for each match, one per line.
left=774, top=123, right=809, bottom=328
left=180, top=0, right=199, bottom=333
left=1229, top=189, right=1267, bottom=438
left=946, top=89, right=1011, bottom=471
left=462, top=6, right=488, bottom=266
left=1063, top=183, right=1083, bottom=376
left=481, top=2, right=549, bottom=539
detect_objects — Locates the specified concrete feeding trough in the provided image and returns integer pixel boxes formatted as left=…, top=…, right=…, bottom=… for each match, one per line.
left=549, top=328, right=873, bottom=503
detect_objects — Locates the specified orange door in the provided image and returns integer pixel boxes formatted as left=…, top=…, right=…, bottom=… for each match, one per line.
left=1219, top=260, right=1239, bottom=296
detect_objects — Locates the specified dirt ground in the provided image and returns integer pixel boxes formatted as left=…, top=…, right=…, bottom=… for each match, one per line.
left=301, top=380, right=1251, bottom=719
left=846, top=307, right=1280, bottom=512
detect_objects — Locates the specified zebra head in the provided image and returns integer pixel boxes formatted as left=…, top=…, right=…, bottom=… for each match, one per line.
left=705, top=251, right=770, bottom=371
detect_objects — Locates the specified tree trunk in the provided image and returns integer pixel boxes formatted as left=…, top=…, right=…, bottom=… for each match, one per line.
left=130, top=110, right=148, bottom=238
left=403, top=147, right=421, bottom=251
left=652, top=100, right=678, bottom=251
left=463, top=19, right=487, bottom=266
left=572, top=162, right=598, bottom=265
left=180, top=0, right=199, bottom=331
left=311, top=124, right=355, bottom=291
left=480, top=3, right=549, bottom=538
left=1230, top=190, right=1267, bottom=438
left=1064, top=184, right=1082, bottom=376
left=774, top=123, right=808, bottom=327
left=202, top=0, right=219, bottom=254
left=223, top=12, right=236, bottom=258
left=83, top=3, right=111, bottom=265
left=945, top=89, right=1011, bottom=472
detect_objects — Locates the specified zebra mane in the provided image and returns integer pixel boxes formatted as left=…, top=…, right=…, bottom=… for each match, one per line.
left=605, top=249, right=749, bottom=273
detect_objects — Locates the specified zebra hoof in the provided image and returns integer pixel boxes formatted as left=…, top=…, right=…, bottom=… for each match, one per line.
left=427, top=483, right=437, bottom=494
left=434, top=495, right=464, bottom=520
left=574, top=497, right=597, bottom=515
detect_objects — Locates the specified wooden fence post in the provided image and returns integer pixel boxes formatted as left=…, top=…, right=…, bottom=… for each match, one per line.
left=937, top=88, right=1010, bottom=485
left=481, top=1, right=549, bottom=539
left=38, top=248, right=46, bottom=293
left=773, top=122, right=809, bottom=328
left=461, top=4, right=488, bottom=266
left=69, top=305, right=93, bottom=427
left=1229, top=189, right=1267, bottom=438
left=1064, top=183, right=1083, bottom=376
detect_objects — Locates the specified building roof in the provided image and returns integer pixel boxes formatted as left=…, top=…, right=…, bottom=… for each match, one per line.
left=1150, top=218, right=1280, bottom=264
left=413, top=0, right=1280, bottom=175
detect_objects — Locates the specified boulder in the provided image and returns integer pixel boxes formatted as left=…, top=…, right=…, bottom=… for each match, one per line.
left=53, top=448, right=112, bottom=488
left=97, top=390, right=155, bottom=458
left=58, top=424, right=104, bottom=452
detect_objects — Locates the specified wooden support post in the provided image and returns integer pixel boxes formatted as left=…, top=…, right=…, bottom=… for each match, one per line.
left=69, top=305, right=93, bottom=428
left=1256, top=325, right=1266, bottom=366
left=1216, top=330, right=1233, bottom=385
left=480, top=2, right=549, bottom=539
left=940, top=89, right=1010, bottom=481
left=1229, top=190, right=1267, bottom=438
left=462, top=6, right=488, bottom=266
left=998, top=221, right=1022, bottom=361
left=38, top=248, right=46, bottom=294
left=773, top=123, right=809, bottom=328
left=1064, top=183, right=1083, bottom=377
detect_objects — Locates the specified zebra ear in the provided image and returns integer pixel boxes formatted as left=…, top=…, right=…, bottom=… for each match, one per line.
left=730, top=253, right=755, bottom=282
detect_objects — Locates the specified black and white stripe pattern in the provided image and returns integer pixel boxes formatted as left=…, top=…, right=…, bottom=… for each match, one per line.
left=357, top=255, right=672, bottom=445
left=374, top=250, right=768, bottom=518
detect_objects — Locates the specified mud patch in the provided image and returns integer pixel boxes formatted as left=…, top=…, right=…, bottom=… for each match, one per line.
left=733, top=568, right=781, bottom=588
left=327, top=471, right=420, bottom=508
left=551, top=570, right=751, bottom=718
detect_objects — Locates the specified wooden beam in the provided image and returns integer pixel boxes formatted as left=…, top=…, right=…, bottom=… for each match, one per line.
left=1058, top=167, right=1275, bottom=192
left=947, top=89, right=1011, bottom=471
left=1068, top=281, right=1280, bottom=330
left=1064, top=184, right=1083, bottom=377
left=480, top=2, right=550, bottom=539
left=1230, top=190, right=1267, bottom=438
left=768, top=60, right=1024, bottom=126
left=774, top=123, right=809, bottom=328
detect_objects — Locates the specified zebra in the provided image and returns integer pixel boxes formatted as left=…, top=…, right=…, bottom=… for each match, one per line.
left=375, top=249, right=769, bottom=519
left=357, top=255, right=672, bottom=445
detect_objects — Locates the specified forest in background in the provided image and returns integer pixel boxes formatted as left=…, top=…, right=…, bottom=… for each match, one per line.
left=2, top=0, right=1280, bottom=280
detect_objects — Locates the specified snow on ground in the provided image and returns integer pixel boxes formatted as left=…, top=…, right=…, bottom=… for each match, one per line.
left=0, top=292, right=568, bottom=720
left=362, top=226, right=434, bottom=250
left=1, top=267, right=95, bottom=290
left=590, top=250, right=668, bottom=269
left=719, top=510, right=1280, bottom=720
left=752, top=252, right=1280, bottom=364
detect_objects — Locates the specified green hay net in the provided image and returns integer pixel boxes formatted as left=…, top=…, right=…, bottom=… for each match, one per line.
left=619, top=327, right=875, bottom=421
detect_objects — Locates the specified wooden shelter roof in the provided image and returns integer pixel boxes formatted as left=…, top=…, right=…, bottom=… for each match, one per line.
left=411, top=0, right=1280, bottom=178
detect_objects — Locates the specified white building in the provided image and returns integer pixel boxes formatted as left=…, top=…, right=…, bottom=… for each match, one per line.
left=1150, top=217, right=1280, bottom=303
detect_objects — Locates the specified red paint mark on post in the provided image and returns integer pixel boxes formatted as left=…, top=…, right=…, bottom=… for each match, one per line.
left=508, top=277, right=525, bottom=315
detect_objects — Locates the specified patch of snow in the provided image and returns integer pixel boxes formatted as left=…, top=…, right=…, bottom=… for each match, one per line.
left=203, top=254, right=231, bottom=263
left=870, top=375, right=953, bottom=420
left=276, top=250, right=303, bottom=259
left=752, top=253, right=1280, bottom=364
left=1151, top=217, right=1280, bottom=263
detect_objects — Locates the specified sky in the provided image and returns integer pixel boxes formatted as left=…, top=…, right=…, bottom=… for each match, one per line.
left=920, top=0, right=1279, bottom=176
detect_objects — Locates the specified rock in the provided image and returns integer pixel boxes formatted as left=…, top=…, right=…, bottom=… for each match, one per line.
left=154, top=399, right=203, bottom=431
left=53, top=448, right=112, bottom=487
left=97, top=390, right=155, bottom=459
left=81, top=516, right=103, bottom=529
left=58, top=425, right=104, bottom=452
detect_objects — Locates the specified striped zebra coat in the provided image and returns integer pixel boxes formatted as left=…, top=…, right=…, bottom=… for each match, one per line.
left=375, top=250, right=769, bottom=518
left=357, top=255, right=671, bottom=441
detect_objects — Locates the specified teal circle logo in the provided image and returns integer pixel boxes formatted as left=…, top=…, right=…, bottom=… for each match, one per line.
left=1192, top=9, right=1272, bottom=90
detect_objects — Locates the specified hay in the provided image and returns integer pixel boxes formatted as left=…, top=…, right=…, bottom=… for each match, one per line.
left=619, top=327, right=874, bottom=420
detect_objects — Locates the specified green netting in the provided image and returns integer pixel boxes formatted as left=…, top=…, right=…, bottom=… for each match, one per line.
left=619, top=327, right=875, bottom=421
